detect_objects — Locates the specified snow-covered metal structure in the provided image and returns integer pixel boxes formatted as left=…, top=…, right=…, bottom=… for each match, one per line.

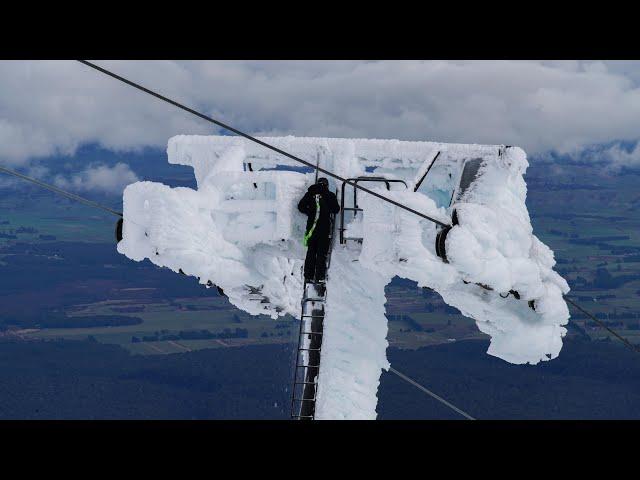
left=117, top=135, right=570, bottom=420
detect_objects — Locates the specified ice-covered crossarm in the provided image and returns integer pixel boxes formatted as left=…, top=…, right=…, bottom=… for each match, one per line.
left=356, top=146, right=570, bottom=365
left=117, top=135, right=570, bottom=420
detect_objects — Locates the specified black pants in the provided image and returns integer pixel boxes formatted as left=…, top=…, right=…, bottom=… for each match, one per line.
left=304, top=230, right=330, bottom=282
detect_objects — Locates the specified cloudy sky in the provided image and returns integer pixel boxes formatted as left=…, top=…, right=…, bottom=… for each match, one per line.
left=2, top=60, right=640, bottom=192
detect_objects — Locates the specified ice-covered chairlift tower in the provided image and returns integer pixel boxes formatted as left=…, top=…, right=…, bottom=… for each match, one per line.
left=117, top=135, right=570, bottom=420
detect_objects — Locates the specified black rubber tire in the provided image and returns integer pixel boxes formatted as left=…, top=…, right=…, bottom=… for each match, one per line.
left=435, top=226, right=452, bottom=263
left=115, top=218, right=123, bottom=243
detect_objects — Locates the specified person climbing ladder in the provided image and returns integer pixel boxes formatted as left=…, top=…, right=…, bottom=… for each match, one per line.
left=298, top=177, right=340, bottom=283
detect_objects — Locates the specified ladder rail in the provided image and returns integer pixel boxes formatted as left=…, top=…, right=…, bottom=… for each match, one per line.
left=291, top=301, right=310, bottom=417
left=291, top=287, right=329, bottom=419
left=292, top=287, right=325, bottom=420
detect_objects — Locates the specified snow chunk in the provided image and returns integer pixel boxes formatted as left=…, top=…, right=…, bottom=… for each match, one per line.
left=315, top=247, right=392, bottom=420
left=118, top=135, right=571, bottom=420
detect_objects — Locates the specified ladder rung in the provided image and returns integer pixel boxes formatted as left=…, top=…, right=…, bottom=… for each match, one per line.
left=296, top=364, right=320, bottom=369
left=293, top=397, right=316, bottom=403
left=291, top=415, right=314, bottom=419
left=303, top=298, right=325, bottom=303
left=301, top=314, right=325, bottom=319
left=293, top=379, right=315, bottom=386
left=298, top=347, right=322, bottom=351
left=300, top=331, right=323, bottom=336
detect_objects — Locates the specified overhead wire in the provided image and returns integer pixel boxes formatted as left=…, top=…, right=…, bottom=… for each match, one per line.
left=0, top=164, right=122, bottom=217
left=563, top=295, right=640, bottom=354
left=77, top=60, right=451, bottom=229
left=389, top=367, right=476, bottom=420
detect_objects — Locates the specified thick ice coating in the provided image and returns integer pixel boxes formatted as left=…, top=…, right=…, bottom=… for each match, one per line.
left=117, top=135, right=570, bottom=419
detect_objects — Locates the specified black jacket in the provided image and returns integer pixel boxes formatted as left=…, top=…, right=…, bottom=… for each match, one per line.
left=298, top=183, right=340, bottom=235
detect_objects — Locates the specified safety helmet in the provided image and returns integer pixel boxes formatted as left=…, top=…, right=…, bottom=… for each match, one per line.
left=317, top=177, right=329, bottom=187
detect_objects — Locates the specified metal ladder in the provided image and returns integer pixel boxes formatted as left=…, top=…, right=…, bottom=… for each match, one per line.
left=290, top=281, right=327, bottom=420
left=290, top=213, right=336, bottom=420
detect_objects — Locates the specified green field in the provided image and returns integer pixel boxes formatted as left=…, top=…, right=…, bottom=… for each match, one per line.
left=24, top=295, right=299, bottom=350
left=0, top=189, right=117, bottom=245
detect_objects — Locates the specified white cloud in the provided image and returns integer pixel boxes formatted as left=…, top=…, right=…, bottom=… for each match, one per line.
left=54, top=163, right=139, bottom=194
left=2, top=60, right=640, bottom=167
left=586, top=142, right=640, bottom=170
left=0, top=60, right=210, bottom=166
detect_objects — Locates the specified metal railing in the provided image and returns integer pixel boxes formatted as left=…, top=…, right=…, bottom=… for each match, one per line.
left=339, top=176, right=408, bottom=244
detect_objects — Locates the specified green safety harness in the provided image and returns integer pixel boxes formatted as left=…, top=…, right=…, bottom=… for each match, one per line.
left=303, top=194, right=321, bottom=247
